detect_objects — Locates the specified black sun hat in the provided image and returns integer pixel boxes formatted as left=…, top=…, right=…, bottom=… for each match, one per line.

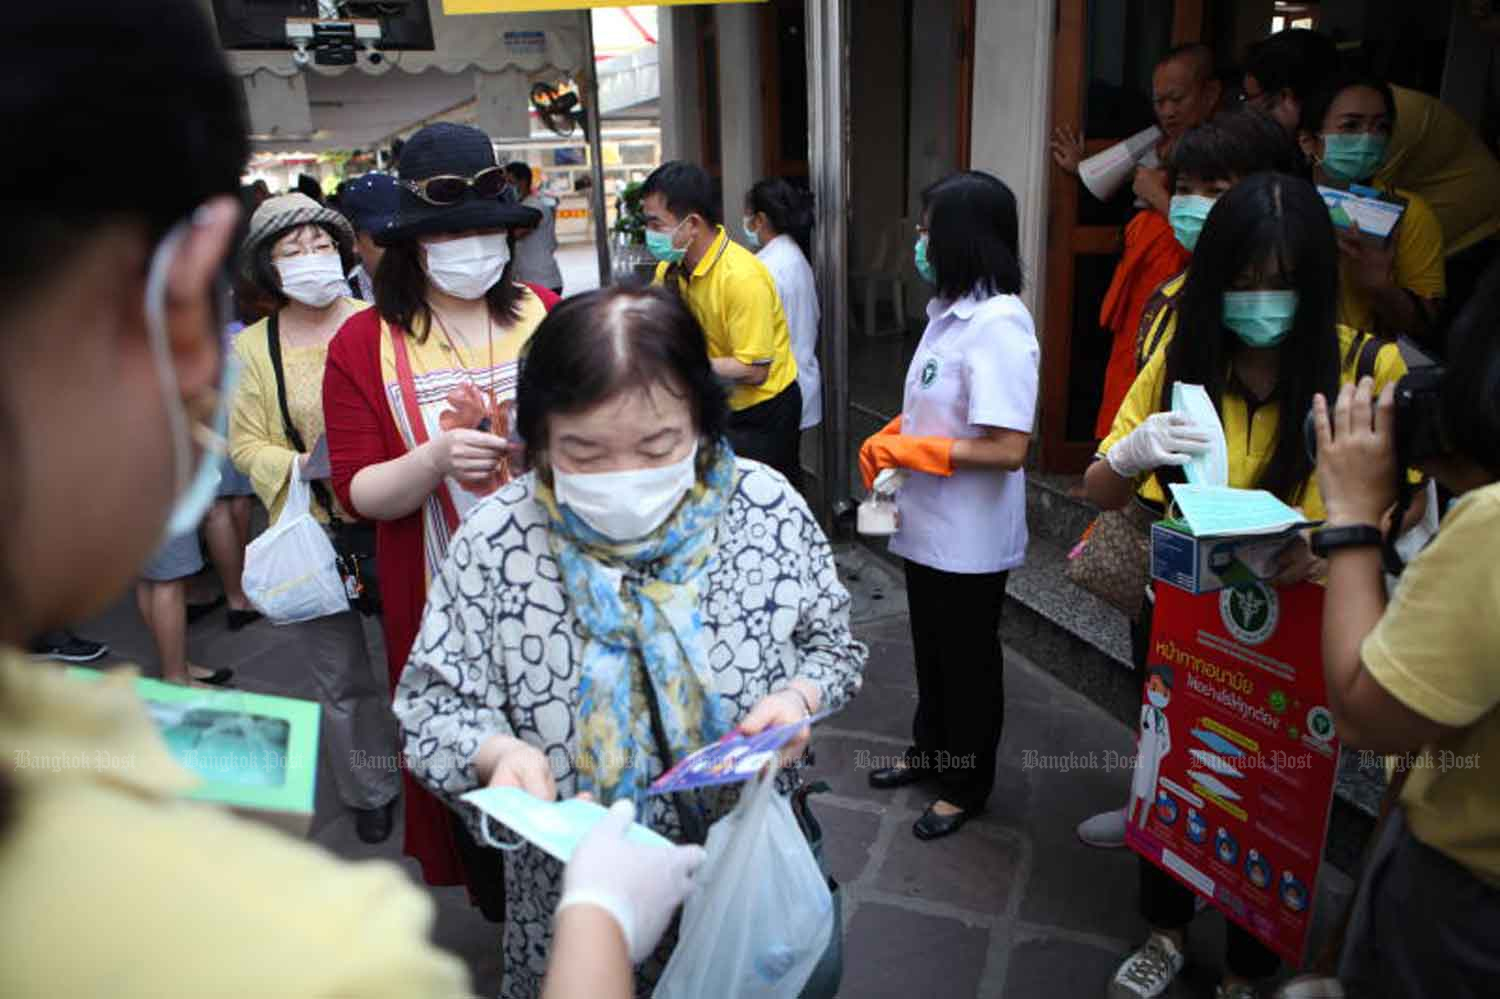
left=378, top=122, right=541, bottom=246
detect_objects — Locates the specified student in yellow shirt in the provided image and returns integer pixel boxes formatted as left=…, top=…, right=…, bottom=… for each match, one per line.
left=1094, top=173, right=1411, bottom=999
left=1297, top=73, right=1446, bottom=344
left=641, top=161, right=803, bottom=485
left=1312, top=263, right=1500, bottom=997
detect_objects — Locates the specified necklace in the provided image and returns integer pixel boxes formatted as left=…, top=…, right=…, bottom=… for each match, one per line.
left=428, top=305, right=498, bottom=415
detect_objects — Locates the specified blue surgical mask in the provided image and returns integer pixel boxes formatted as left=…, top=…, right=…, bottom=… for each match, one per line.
left=144, top=221, right=238, bottom=540
left=1168, top=194, right=1216, bottom=252
left=1221, top=290, right=1299, bottom=348
left=914, top=235, right=935, bottom=284
left=742, top=217, right=761, bottom=248
left=645, top=219, right=688, bottom=264
left=1320, top=132, right=1389, bottom=184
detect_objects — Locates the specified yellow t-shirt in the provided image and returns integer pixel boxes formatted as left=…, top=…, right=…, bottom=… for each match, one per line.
left=1361, top=481, right=1500, bottom=885
left=654, top=227, right=797, bottom=411
left=1377, top=85, right=1500, bottom=256
left=1135, top=270, right=1187, bottom=371
left=1098, top=325, right=1409, bottom=518
left=0, top=651, right=470, bottom=997
left=1336, top=186, right=1446, bottom=335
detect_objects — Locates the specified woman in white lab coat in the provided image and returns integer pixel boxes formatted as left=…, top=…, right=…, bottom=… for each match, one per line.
left=744, top=179, right=822, bottom=463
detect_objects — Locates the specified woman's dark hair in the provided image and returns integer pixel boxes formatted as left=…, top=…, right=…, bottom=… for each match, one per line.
left=640, top=161, right=719, bottom=224
left=1171, top=111, right=1307, bottom=184
left=516, top=286, right=730, bottom=468
left=373, top=237, right=525, bottom=340
left=1244, top=28, right=1341, bottom=105
left=1298, top=72, right=1397, bottom=137
left=248, top=223, right=360, bottom=310
left=920, top=170, right=1023, bottom=301
left=1, top=1, right=247, bottom=303
left=746, top=178, right=816, bottom=257
left=1161, top=173, right=1342, bottom=503
left=1439, top=260, right=1500, bottom=476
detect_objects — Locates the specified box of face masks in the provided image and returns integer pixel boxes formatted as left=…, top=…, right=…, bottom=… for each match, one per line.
left=1151, top=384, right=1312, bottom=594
left=69, top=669, right=321, bottom=836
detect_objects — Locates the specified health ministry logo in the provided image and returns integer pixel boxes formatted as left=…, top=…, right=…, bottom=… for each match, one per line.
left=1220, top=580, right=1278, bottom=646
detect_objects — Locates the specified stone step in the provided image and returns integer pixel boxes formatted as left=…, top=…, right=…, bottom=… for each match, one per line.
left=1025, top=471, right=1097, bottom=548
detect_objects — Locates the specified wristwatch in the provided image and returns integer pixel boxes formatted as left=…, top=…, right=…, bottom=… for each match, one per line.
left=1310, top=524, right=1384, bottom=558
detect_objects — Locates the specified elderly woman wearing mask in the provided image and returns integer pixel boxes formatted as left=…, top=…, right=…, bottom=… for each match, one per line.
left=395, top=285, right=867, bottom=997
left=228, top=193, right=401, bottom=844
left=322, top=122, right=556, bottom=908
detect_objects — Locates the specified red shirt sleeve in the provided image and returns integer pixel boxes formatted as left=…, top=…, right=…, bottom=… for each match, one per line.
left=323, top=310, right=388, bottom=519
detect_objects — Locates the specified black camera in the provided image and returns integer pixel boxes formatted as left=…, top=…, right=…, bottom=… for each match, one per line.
left=1304, top=367, right=1446, bottom=574
left=1303, top=367, right=1447, bottom=468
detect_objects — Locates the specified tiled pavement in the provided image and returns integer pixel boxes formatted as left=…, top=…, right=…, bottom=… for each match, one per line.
left=71, top=544, right=1345, bottom=998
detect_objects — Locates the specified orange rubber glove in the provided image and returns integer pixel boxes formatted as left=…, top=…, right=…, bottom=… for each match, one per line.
left=859, top=416, right=902, bottom=489
left=859, top=433, right=956, bottom=490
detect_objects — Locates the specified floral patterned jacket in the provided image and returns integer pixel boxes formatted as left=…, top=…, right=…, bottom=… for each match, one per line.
left=394, top=460, right=866, bottom=997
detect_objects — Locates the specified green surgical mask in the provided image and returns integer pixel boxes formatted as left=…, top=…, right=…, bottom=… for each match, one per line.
left=1222, top=290, right=1299, bottom=348
left=1168, top=194, right=1216, bottom=252
left=645, top=220, right=688, bottom=264
left=914, top=235, right=935, bottom=284
left=1320, top=132, right=1388, bottom=184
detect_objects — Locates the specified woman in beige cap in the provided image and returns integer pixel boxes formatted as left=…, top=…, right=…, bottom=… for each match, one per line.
left=228, top=192, right=401, bottom=844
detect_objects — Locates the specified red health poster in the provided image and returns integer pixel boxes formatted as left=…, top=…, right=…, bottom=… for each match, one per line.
left=1126, top=580, right=1340, bottom=967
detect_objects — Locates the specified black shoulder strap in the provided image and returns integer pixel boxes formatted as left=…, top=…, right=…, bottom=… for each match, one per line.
left=1354, top=332, right=1382, bottom=383
left=266, top=314, right=341, bottom=523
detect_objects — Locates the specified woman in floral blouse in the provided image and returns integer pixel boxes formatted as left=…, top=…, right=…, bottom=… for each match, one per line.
left=395, top=286, right=867, bottom=997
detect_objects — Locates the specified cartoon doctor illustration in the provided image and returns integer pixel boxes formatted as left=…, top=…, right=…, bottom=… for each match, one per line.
left=1129, top=666, right=1174, bottom=830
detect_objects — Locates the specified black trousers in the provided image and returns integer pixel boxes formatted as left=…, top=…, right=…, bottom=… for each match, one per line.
left=728, top=380, right=803, bottom=489
left=903, top=559, right=1008, bottom=812
left=1132, top=587, right=1280, bottom=981
left=1138, top=859, right=1281, bottom=979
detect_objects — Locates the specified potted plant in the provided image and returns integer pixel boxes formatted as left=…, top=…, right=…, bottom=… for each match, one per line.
left=611, top=180, right=657, bottom=285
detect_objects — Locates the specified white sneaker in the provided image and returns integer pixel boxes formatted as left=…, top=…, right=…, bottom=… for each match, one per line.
left=1077, top=807, right=1128, bottom=848
left=1108, top=933, right=1185, bottom=998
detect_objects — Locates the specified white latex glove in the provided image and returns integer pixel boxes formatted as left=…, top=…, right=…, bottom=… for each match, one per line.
left=555, top=799, right=707, bottom=964
left=1105, top=412, right=1212, bottom=478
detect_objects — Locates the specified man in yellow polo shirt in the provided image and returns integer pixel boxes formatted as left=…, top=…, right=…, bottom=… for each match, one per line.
left=640, top=161, right=802, bottom=484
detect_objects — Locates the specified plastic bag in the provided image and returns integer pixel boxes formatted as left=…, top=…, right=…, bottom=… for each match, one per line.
left=654, top=770, right=834, bottom=999
left=242, top=465, right=350, bottom=624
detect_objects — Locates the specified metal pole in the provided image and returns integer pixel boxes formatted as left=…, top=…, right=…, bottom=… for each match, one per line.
left=807, top=0, right=850, bottom=527
left=580, top=10, right=613, bottom=287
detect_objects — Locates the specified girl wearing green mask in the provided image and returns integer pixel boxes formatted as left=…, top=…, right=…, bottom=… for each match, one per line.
left=1297, top=73, right=1446, bottom=341
left=1090, top=172, right=1418, bottom=999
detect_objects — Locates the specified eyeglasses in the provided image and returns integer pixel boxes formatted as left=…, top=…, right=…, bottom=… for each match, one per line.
left=401, top=166, right=511, bottom=206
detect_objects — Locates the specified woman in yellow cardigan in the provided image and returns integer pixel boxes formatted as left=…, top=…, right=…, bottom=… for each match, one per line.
left=228, top=193, right=401, bottom=845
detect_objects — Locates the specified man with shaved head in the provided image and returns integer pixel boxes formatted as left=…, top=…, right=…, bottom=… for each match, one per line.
left=1054, top=42, right=1222, bottom=441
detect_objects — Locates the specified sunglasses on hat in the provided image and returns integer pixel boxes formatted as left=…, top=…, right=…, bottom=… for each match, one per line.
left=401, top=166, right=511, bottom=206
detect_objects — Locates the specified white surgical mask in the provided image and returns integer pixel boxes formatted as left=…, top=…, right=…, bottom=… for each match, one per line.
left=145, top=221, right=238, bottom=541
left=274, top=252, right=347, bottom=308
left=423, top=232, right=510, bottom=300
left=1147, top=690, right=1169, bottom=709
left=554, top=443, right=698, bottom=541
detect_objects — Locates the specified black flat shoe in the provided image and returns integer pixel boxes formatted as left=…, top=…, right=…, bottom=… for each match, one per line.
left=355, top=800, right=396, bottom=844
left=191, top=667, right=234, bottom=686
left=869, top=764, right=927, bottom=790
left=227, top=609, right=263, bottom=631
left=186, top=595, right=226, bottom=624
left=913, top=803, right=975, bottom=841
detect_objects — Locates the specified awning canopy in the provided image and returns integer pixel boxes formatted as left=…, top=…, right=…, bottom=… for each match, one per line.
left=203, top=0, right=586, bottom=151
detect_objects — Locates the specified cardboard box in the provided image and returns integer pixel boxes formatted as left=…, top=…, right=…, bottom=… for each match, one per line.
left=1151, top=519, right=1303, bottom=595
left=70, top=670, right=320, bottom=836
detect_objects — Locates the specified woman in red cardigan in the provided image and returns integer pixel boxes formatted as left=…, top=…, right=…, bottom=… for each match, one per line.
left=323, top=123, right=556, bottom=913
